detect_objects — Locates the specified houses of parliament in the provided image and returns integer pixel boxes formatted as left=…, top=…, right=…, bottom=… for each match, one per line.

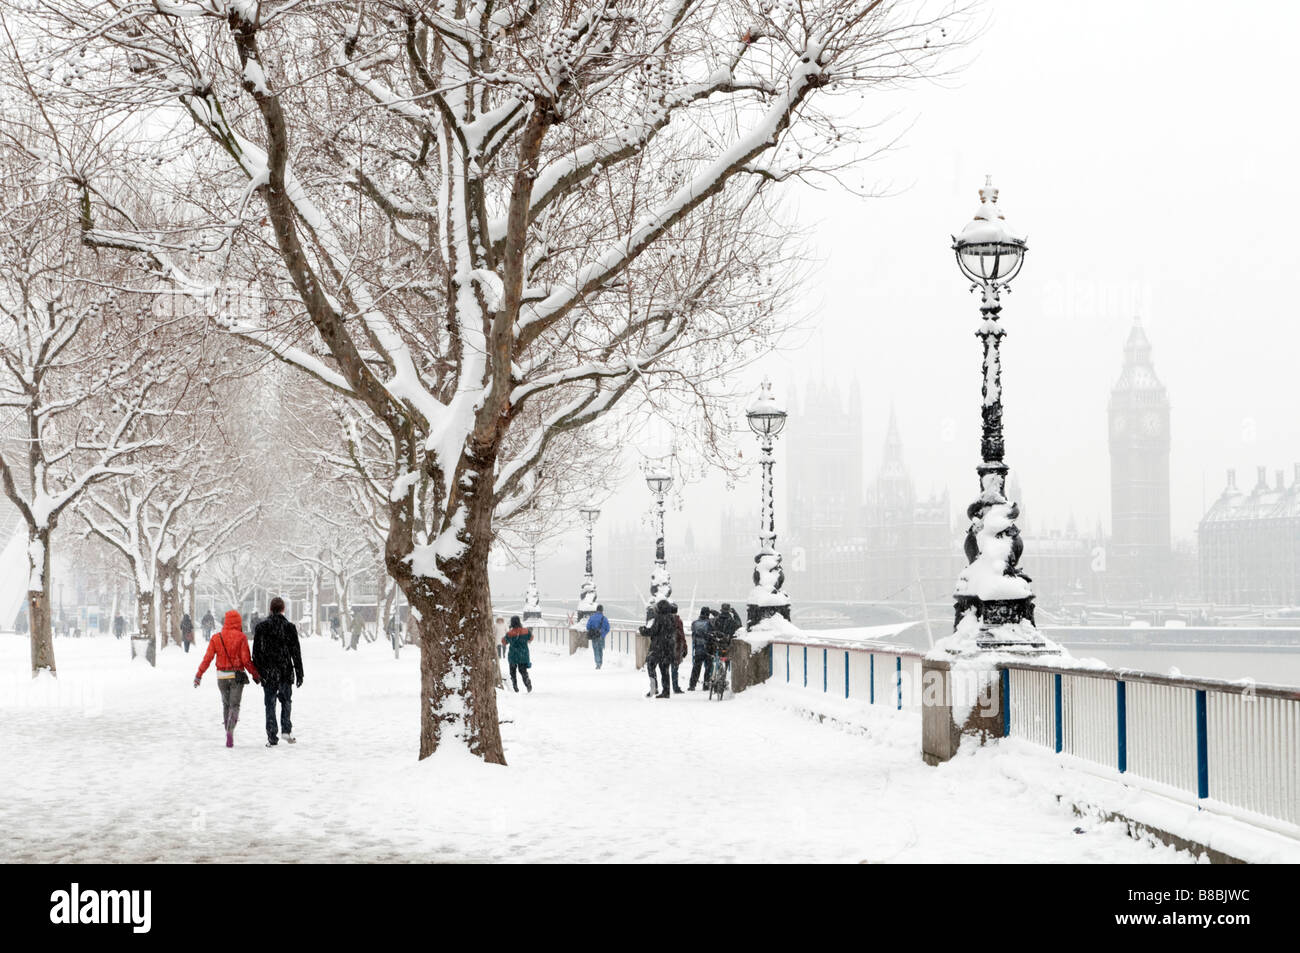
left=606, top=318, right=1299, bottom=616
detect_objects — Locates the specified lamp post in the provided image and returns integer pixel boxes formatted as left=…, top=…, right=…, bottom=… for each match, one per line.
left=523, top=468, right=543, bottom=622
left=576, top=505, right=601, bottom=622
left=523, top=540, right=542, bottom=621
left=949, top=176, right=1050, bottom=653
left=643, top=461, right=673, bottom=609
left=745, top=377, right=791, bottom=629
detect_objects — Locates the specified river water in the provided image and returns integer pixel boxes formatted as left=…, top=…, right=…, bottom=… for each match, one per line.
left=1055, top=643, right=1300, bottom=688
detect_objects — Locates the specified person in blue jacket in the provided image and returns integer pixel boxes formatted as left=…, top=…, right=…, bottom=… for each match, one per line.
left=502, top=615, right=533, bottom=693
left=585, top=605, right=611, bottom=669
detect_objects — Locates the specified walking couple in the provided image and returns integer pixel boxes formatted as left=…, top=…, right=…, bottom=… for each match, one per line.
left=194, top=597, right=304, bottom=748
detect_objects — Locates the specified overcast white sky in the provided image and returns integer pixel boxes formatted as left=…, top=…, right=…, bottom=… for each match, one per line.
left=549, top=0, right=1299, bottom=554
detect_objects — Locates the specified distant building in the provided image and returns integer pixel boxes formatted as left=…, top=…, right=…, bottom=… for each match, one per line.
left=1198, top=466, right=1300, bottom=606
left=1020, top=516, right=1107, bottom=610
left=859, top=409, right=956, bottom=609
left=785, top=379, right=864, bottom=562
left=1107, top=318, right=1173, bottom=600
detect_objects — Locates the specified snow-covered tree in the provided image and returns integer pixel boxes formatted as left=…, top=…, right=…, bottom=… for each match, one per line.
left=0, top=112, right=171, bottom=675
left=81, top=459, right=257, bottom=660
left=31, top=0, right=966, bottom=758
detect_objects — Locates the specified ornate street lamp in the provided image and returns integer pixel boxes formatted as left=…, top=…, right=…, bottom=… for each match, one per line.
left=949, top=176, right=1050, bottom=652
left=522, top=467, right=544, bottom=622
left=522, top=540, right=542, bottom=621
left=576, top=505, right=601, bottom=622
left=745, top=377, right=791, bottom=628
left=643, top=460, right=673, bottom=609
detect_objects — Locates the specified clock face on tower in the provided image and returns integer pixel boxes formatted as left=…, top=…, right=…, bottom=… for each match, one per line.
left=1141, top=412, right=1162, bottom=435
left=1111, top=414, right=1128, bottom=437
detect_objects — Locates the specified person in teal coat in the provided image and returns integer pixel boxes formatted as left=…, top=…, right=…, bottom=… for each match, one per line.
left=502, top=615, right=533, bottom=693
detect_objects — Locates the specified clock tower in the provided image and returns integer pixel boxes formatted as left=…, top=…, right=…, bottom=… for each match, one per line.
left=1108, top=318, right=1172, bottom=601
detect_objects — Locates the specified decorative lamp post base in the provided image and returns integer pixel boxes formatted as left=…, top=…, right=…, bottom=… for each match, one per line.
left=746, top=602, right=791, bottom=629
left=948, top=596, right=1061, bottom=656
left=523, top=586, right=542, bottom=623
left=575, top=583, right=597, bottom=625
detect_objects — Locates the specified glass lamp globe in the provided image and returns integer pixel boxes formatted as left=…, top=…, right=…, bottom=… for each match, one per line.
left=953, top=176, right=1027, bottom=288
left=746, top=377, right=787, bottom=437
left=643, top=465, right=672, bottom=496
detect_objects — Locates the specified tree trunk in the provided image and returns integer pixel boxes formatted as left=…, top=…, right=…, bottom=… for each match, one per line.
left=309, top=569, right=319, bottom=634
left=137, top=590, right=156, bottom=666
left=378, top=567, right=393, bottom=638
left=401, top=487, right=505, bottom=764
left=337, top=573, right=351, bottom=637
left=28, top=527, right=55, bottom=676
left=160, top=561, right=180, bottom=647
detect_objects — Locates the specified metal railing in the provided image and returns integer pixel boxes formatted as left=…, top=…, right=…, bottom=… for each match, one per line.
left=503, top=615, right=644, bottom=663
left=766, top=635, right=926, bottom=713
left=508, top=612, right=1299, bottom=831
left=1002, top=662, right=1300, bottom=828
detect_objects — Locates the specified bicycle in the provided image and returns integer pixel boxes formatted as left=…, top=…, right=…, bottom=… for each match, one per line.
left=707, top=636, right=731, bottom=700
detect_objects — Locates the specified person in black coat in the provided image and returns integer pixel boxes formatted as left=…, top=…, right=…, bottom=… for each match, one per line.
left=688, top=607, right=715, bottom=691
left=252, top=597, right=304, bottom=747
left=642, top=600, right=675, bottom=699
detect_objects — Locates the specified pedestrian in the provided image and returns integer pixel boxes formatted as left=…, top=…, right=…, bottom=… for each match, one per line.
left=252, top=596, right=304, bottom=748
left=688, top=607, right=714, bottom=690
left=249, top=611, right=261, bottom=637
left=670, top=603, right=687, bottom=694
left=348, top=613, right=364, bottom=651
left=180, top=612, right=195, bottom=653
left=585, top=604, right=610, bottom=669
left=200, top=609, right=215, bottom=641
left=193, top=609, right=261, bottom=748
left=386, top=613, right=401, bottom=658
left=642, top=600, right=675, bottom=699
left=330, top=614, right=341, bottom=642
left=493, top=614, right=507, bottom=660
left=502, top=615, right=533, bottom=693
left=112, top=614, right=125, bottom=640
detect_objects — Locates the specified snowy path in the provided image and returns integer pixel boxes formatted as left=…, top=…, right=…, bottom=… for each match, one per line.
left=0, top=635, right=1192, bottom=863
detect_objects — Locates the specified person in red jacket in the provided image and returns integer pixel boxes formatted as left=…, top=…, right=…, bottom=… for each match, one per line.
left=195, top=609, right=261, bottom=748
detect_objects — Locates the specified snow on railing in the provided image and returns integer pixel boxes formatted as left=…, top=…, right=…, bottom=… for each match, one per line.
left=1001, top=662, right=1300, bottom=830
left=758, top=623, right=928, bottom=713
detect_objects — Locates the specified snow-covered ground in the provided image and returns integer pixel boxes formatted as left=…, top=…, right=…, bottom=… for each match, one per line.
left=0, top=632, right=1238, bottom=863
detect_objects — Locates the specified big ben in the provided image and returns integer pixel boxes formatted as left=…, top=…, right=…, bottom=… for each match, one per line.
left=1108, top=318, right=1172, bottom=601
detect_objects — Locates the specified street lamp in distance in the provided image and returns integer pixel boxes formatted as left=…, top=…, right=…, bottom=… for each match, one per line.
left=745, top=377, right=791, bottom=630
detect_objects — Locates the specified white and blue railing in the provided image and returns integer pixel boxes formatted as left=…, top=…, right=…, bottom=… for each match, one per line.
left=1000, top=662, right=1300, bottom=829
left=764, top=633, right=926, bottom=713
left=515, top=613, right=1299, bottom=831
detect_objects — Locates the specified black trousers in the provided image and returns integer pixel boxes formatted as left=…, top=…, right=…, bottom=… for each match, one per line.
left=509, top=662, right=532, bottom=691
left=689, top=655, right=713, bottom=689
left=263, top=679, right=293, bottom=741
left=647, top=659, right=670, bottom=693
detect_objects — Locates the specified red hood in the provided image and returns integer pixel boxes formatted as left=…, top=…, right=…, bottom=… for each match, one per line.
left=220, top=610, right=244, bottom=638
